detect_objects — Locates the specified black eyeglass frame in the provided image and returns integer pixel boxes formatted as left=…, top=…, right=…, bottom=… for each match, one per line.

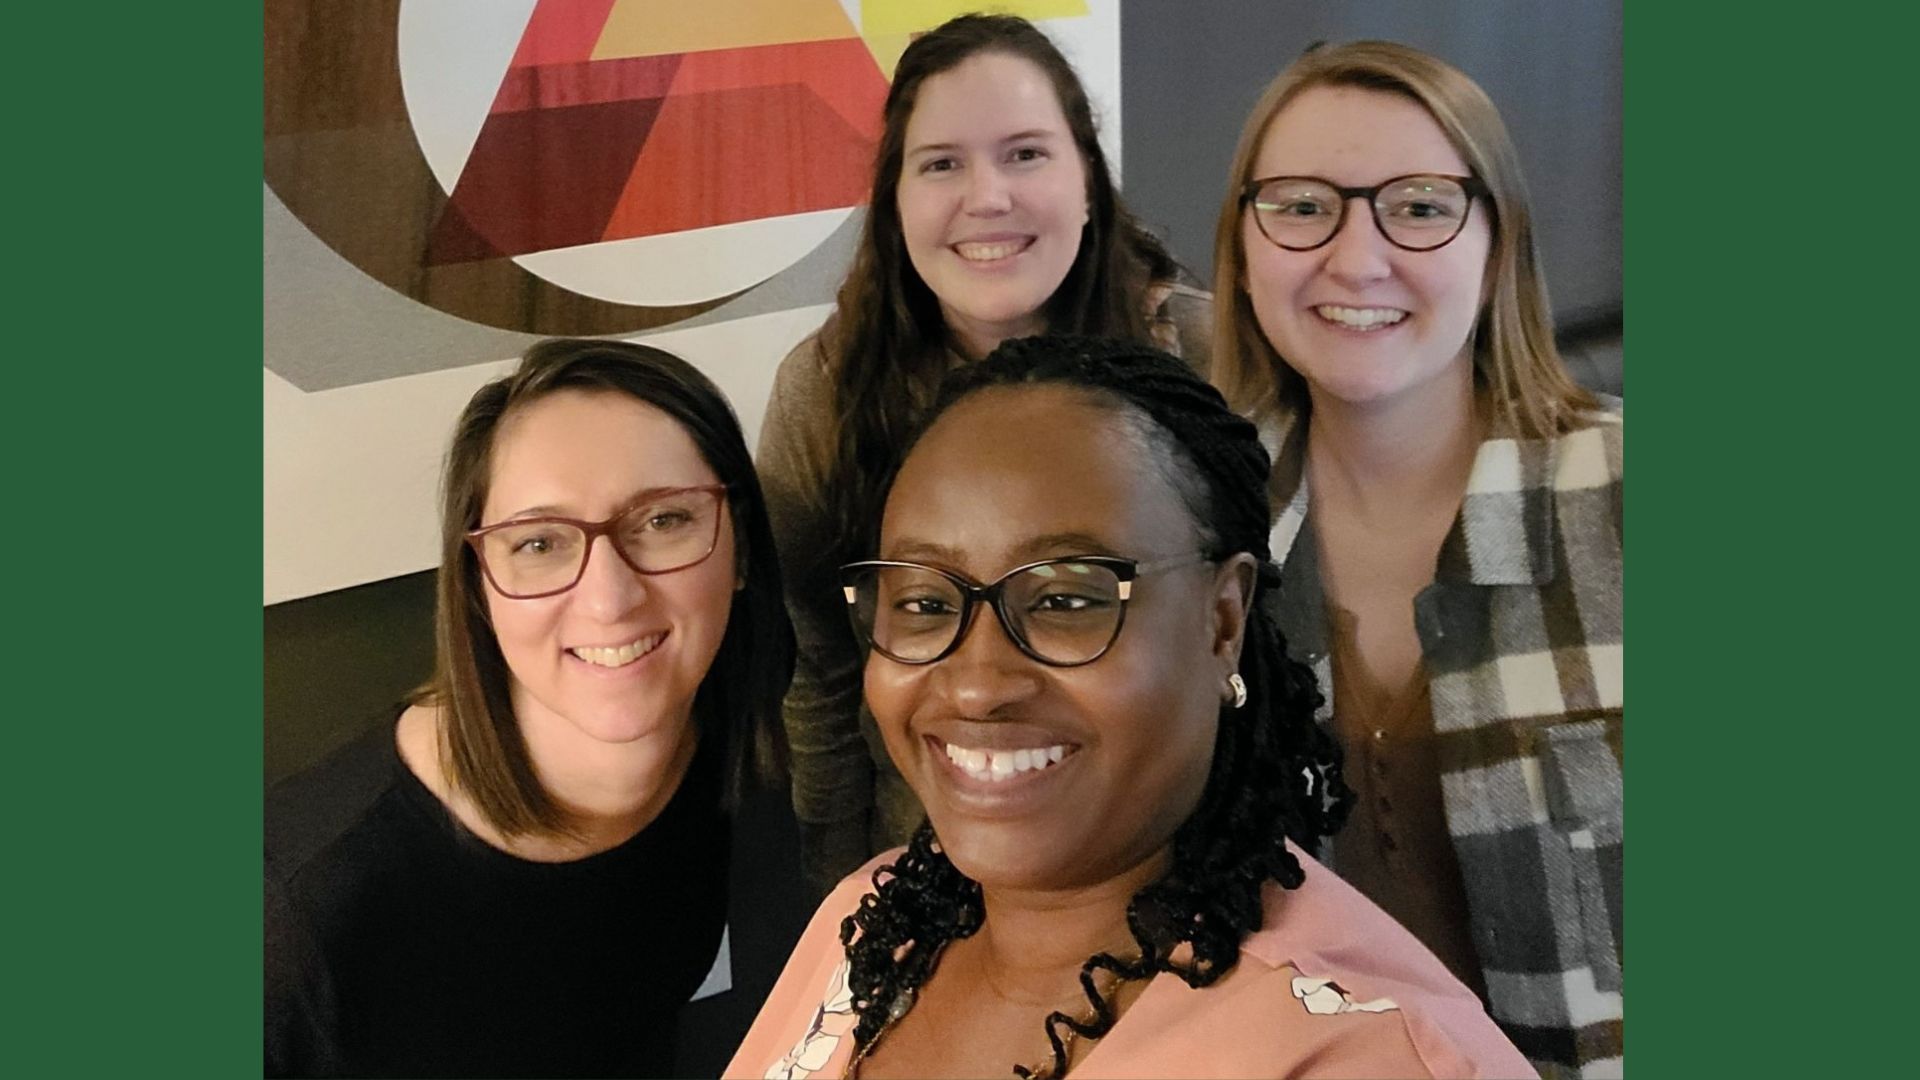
left=465, top=484, right=729, bottom=600
left=839, top=552, right=1214, bottom=668
left=1241, top=172, right=1491, bottom=252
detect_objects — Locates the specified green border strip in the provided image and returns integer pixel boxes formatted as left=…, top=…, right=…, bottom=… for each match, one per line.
left=1629, top=1, right=1913, bottom=1074
left=14, top=5, right=263, bottom=1075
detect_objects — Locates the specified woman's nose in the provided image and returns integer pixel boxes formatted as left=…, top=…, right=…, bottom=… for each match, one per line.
left=1321, top=198, right=1394, bottom=285
left=963, top=165, right=1014, bottom=216
left=572, top=535, right=649, bottom=619
left=929, top=605, right=1044, bottom=718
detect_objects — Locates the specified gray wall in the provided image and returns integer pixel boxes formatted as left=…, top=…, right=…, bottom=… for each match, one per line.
left=1120, top=0, right=1622, bottom=330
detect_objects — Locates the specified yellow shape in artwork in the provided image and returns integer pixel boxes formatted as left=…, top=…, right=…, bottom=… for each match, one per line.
left=858, top=33, right=915, bottom=79
left=861, top=0, right=1090, bottom=38
left=594, top=0, right=860, bottom=60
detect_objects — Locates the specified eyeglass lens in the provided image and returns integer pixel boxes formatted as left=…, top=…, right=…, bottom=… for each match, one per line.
left=1251, top=174, right=1472, bottom=250
left=847, top=561, right=1125, bottom=665
left=476, top=490, right=720, bottom=597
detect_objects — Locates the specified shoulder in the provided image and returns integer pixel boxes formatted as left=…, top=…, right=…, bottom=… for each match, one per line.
left=722, top=851, right=900, bottom=1079
left=1219, top=848, right=1534, bottom=1078
left=820, top=849, right=899, bottom=919
left=767, top=330, right=835, bottom=415
left=1235, top=846, right=1467, bottom=983
left=775, top=327, right=832, bottom=382
left=761, top=329, right=838, bottom=457
left=266, top=719, right=410, bottom=881
left=265, top=718, right=417, bottom=1053
left=1546, top=402, right=1623, bottom=501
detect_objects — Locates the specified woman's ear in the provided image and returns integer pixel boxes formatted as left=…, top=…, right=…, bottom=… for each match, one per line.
left=1209, top=552, right=1260, bottom=671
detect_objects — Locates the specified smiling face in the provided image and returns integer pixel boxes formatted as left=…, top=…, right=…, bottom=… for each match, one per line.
left=1241, top=85, right=1491, bottom=412
left=896, top=51, right=1090, bottom=359
left=479, top=389, right=737, bottom=757
left=865, top=385, right=1245, bottom=893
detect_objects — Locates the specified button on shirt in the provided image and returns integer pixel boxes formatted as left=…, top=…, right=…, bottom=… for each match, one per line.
left=1326, top=604, right=1487, bottom=1002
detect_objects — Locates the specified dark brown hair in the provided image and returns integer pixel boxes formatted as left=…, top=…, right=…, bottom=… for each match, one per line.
left=421, top=339, right=793, bottom=837
left=818, top=12, right=1182, bottom=569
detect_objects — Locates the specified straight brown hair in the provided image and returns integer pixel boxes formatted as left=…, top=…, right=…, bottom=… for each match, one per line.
left=420, top=339, right=794, bottom=837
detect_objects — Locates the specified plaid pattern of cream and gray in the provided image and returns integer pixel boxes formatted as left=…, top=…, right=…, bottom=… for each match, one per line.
left=1266, top=406, right=1624, bottom=1078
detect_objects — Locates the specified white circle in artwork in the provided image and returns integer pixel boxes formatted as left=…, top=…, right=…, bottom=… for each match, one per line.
left=395, top=0, right=857, bottom=307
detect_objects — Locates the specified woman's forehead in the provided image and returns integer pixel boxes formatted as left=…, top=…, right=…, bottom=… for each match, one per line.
left=884, top=386, right=1197, bottom=562
left=484, top=390, right=714, bottom=517
left=1255, top=84, right=1466, bottom=181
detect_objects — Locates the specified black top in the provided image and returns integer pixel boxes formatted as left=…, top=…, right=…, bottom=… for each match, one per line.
left=264, top=720, right=729, bottom=1078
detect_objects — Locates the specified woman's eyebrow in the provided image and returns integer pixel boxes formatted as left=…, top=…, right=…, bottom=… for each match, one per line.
left=882, top=537, right=962, bottom=564
left=494, top=484, right=709, bottom=521
left=881, top=531, right=1117, bottom=564
left=1019, top=531, right=1117, bottom=557
left=905, top=129, right=1060, bottom=157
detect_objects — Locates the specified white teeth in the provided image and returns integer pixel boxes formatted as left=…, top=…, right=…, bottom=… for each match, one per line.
left=1315, top=304, right=1406, bottom=329
left=942, top=740, right=1072, bottom=782
left=571, top=632, right=665, bottom=668
left=955, top=239, right=1027, bottom=262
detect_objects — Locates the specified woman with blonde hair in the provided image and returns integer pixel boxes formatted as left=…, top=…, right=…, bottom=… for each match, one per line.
left=1212, top=41, right=1622, bottom=1077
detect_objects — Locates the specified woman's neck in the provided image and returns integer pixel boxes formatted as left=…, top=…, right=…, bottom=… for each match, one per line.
left=963, top=855, right=1164, bottom=1006
left=944, top=310, right=1047, bottom=362
left=399, top=700, right=698, bottom=862
left=1304, top=363, right=1481, bottom=523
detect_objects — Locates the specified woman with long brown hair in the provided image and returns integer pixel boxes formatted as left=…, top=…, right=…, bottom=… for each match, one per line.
left=265, top=340, right=794, bottom=1077
left=759, top=13, right=1211, bottom=899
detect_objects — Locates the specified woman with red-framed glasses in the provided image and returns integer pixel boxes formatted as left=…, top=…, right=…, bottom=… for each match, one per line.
left=266, top=339, right=794, bottom=1077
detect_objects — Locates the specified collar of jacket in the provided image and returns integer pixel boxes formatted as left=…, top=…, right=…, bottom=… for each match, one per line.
left=1266, top=430, right=1565, bottom=660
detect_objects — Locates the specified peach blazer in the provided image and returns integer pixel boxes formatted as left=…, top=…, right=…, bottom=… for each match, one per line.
left=727, top=844, right=1535, bottom=1079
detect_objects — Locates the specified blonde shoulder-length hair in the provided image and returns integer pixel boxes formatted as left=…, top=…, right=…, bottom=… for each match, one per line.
left=1211, top=40, right=1597, bottom=445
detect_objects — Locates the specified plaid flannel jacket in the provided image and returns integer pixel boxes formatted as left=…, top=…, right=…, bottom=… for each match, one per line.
left=1265, top=406, right=1623, bottom=1078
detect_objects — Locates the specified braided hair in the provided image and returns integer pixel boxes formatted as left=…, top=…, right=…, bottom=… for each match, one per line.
left=840, top=335, right=1352, bottom=1077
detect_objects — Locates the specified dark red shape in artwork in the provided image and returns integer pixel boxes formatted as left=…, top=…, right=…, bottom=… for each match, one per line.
left=435, top=25, right=889, bottom=258
left=490, top=53, right=682, bottom=114
left=423, top=196, right=510, bottom=264
left=667, top=37, right=885, bottom=139
left=508, top=0, right=618, bottom=68
left=424, top=97, right=665, bottom=263
left=601, top=84, right=875, bottom=240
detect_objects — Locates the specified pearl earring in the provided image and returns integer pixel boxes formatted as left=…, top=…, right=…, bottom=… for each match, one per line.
left=1226, top=673, right=1248, bottom=709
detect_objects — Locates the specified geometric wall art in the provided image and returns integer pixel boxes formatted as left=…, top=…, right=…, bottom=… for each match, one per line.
left=265, top=0, right=1114, bottom=602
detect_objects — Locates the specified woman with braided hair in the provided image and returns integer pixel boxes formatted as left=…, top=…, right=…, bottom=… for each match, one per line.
left=728, top=336, right=1528, bottom=1079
